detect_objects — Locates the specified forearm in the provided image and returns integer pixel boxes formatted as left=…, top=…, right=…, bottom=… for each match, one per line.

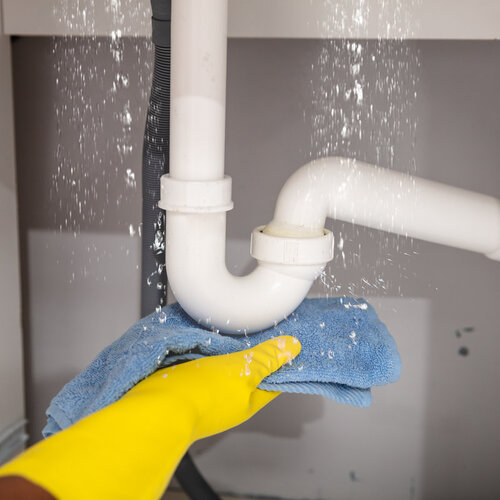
left=0, top=394, right=194, bottom=500
left=0, top=476, right=56, bottom=499
left=0, top=336, right=299, bottom=500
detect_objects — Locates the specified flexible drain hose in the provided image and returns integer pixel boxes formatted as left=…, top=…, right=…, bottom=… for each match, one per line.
left=142, top=1, right=221, bottom=499
left=141, top=42, right=169, bottom=315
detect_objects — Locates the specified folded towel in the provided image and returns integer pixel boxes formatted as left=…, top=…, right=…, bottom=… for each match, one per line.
left=43, top=297, right=401, bottom=438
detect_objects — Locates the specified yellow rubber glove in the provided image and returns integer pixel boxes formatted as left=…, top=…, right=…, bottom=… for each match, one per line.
left=0, top=335, right=300, bottom=500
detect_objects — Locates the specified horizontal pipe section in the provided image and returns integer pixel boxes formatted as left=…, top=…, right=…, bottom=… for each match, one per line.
left=266, top=157, right=500, bottom=258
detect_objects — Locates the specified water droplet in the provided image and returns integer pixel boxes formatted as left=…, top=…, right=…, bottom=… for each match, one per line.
left=152, top=213, right=165, bottom=254
left=125, top=168, right=136, bottom=188
left=122, top=106, right=132, bottom=126
left=349, top=331, right=358, bottom=346
left=158, top=311, right=167, bottom=324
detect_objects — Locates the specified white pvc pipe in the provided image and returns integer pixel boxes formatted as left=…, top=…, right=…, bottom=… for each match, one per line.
left=165, top=213, right=324, bottom=333
left=265, top=157, right=500, bottom=259
left=168, top=0, right=322, bottom=333
left=170, top=0, right=228, bottom=181
left=165, top=0, right=500, bottom=335
left=168, top=0, right=326, bottom=334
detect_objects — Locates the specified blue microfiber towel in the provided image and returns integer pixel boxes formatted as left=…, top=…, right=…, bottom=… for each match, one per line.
left=43, top=297, right=401, bottom=438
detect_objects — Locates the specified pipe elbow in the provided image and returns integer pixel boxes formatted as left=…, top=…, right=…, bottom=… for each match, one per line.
left=167, top=261, right=320, bottom=334
left=165, top=212, right=325, bottom=333
left=163, top=156, right=500, bottom=335
left=265, top=156, right=362, bottom=237
left=266, top=156, right=500, bottom=258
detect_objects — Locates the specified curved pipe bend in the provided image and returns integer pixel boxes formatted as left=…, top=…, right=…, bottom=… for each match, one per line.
left=165, top=212, right=324, bottom=334
left=165, top=157, right=500, bottom=334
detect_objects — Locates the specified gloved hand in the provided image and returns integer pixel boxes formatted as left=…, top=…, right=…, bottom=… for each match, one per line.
left=0, top=335, right=301, bottom=500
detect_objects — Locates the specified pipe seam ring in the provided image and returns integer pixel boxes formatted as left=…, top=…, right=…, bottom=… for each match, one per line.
left=159, top=174, right=233, bottom=213
left=251, top=226, right=334, bottom=265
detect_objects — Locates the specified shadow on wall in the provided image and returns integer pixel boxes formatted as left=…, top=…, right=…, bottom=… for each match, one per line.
left=194, top=394, right=326, bottom=457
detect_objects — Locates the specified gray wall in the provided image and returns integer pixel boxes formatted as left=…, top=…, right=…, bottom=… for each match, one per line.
left=11, top=38, right=500, bottom=499
left=0, top=6, right=25, bottom=461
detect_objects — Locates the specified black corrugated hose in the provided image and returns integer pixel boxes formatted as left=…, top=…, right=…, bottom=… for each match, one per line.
left=142, top=1, right=222, bottom=499
left=141, top=41, right=169, bottom=315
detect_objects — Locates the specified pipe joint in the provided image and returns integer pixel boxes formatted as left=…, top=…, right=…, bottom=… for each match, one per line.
left=151, top=0, right=172, bottom=20
left=150, top=0, right=171, bottom=46
left=151, top=18, right=171, bottom=47
left=251, top=226, right=334, bottom=266
left=159, top=174, right=233, bottom=213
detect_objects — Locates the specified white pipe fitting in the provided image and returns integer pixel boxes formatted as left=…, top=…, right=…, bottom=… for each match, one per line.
left=162, top=156, right=500, bottom=333
left=160, top=169, right=334, bottom=333
left=164, top=0, right=500, bottom=335
left=165, top=212, right=330, bottom=333
left=166, top=0, right=335, bottom=333
left=265, top=157, right=500, bottom=259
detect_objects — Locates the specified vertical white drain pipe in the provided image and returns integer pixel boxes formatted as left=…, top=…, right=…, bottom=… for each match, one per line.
left=163, top=0, right=333, bottom=333
left=170, top=0, right=228, bottom=181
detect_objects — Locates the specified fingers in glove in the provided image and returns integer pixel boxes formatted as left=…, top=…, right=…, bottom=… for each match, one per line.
left=239, top=336, right=301, bottom=386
